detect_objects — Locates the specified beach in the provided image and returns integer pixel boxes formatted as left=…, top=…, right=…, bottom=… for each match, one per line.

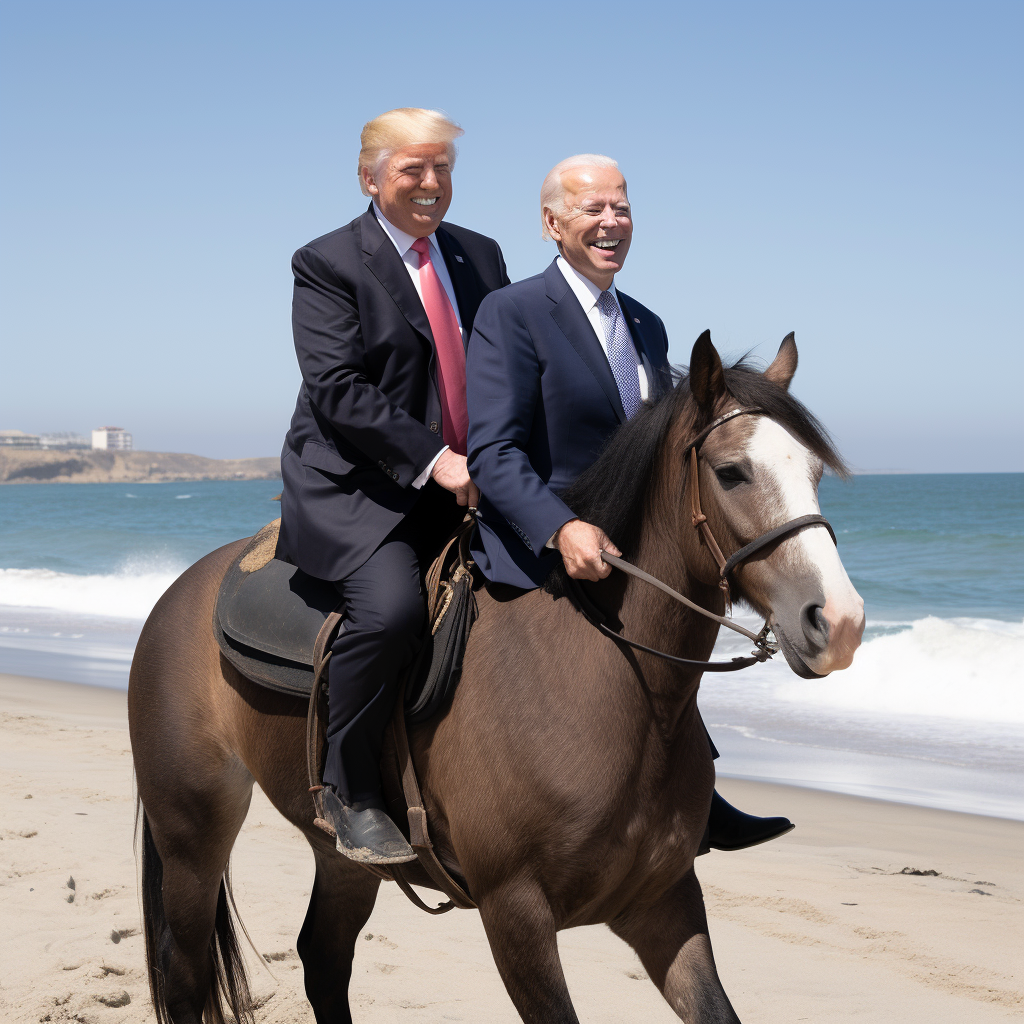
left=1, top=671, right=1021, bottom=1023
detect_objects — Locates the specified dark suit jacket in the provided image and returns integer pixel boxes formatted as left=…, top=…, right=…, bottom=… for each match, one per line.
left=277, top=204, right=510, bottom=581
left=466, top=259, right=672, bottom=589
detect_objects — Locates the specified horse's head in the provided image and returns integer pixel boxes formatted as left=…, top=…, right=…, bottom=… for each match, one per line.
left=678, top=332, right=865, bottom=677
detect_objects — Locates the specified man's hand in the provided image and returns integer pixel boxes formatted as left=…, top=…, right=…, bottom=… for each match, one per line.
left=430, top=449, right=480, bottom=508
left=554, top=519, right=621, bottom=581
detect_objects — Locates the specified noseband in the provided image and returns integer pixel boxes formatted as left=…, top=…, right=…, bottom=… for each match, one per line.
left=569, top=406, right=838, bottom=672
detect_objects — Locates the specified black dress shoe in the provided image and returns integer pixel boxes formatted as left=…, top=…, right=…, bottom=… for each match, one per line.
left=322, top=787, right=416, bottom=865
left=708, top=790, right=794, bottom=851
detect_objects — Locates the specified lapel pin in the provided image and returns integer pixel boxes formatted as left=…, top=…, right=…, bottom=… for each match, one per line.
left=634, top=317, right=640, bottom=323
left=454, top=255, right=465, bottom=263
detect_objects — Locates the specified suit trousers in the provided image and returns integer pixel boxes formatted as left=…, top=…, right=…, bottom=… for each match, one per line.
left=322, top=484, right=462, bottom=805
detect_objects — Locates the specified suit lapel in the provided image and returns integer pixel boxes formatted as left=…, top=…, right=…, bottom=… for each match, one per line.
left=545, top=261, right=626, bottom=423
left=358, top=206, right=435, bottom=347
left=435, top=227, right=481, bottom=348
left=618, top=292, right=669, bottom=399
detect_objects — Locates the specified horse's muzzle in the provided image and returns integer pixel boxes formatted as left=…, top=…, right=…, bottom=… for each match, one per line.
left=772, top=589, right=865, bottom=678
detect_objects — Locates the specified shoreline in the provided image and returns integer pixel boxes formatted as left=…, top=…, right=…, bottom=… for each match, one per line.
left=6, top=661, right=1023, bottom=822
left=1, top=670, right=1021, bottom=1021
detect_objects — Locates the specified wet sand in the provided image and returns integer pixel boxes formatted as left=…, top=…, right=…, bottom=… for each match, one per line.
left=1, top=672, right=1021, bottom=1022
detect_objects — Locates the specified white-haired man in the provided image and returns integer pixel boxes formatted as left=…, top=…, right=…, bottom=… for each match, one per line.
left=466, top=155, right=793, bottom=852
left=277, top=108, right=509, bottom=863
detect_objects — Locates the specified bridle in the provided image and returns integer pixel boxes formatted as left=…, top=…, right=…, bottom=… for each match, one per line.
left=567, top=406, right=837, bottom=672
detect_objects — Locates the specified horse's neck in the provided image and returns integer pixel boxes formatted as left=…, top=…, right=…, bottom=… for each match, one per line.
left=602, top=525, right=723, bottom=740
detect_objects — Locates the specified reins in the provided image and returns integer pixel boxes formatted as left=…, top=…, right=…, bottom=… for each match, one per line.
left=568, top=406, right=838, bottom=673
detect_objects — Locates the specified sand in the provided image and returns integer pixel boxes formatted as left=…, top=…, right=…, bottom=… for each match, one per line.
left=1, top=671, right=1021, bottom=1023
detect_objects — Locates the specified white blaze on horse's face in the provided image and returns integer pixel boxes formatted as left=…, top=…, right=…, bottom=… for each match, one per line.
left=740, top=417, right=865, bottom=677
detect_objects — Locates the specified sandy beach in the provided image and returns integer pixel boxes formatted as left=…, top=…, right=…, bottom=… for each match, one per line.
left=1, top=671, right=1020, bottom=1023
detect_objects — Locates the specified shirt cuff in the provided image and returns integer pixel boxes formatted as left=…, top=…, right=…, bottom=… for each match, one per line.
left=545, top=517, right=578, bottom=549
left=412, top=446, right=448, bottom=489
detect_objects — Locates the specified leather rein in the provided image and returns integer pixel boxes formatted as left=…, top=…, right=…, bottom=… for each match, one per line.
left=568, top=407, right=837, bottom=673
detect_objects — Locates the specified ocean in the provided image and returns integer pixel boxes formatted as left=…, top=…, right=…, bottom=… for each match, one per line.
left=1, top=475, right=1021, bottom=819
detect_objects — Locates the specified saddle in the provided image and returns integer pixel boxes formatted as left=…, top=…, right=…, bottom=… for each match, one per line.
left=213, top=517, right=479, bottom=913
left=213, top=518, right=476, bottom=723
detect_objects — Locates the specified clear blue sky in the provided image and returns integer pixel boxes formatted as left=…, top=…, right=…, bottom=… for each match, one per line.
left=1, top=1, right=1020, bottom=471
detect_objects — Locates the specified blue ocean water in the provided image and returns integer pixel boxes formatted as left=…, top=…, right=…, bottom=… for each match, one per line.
left=814, top=473, right=1023, bottom=625
left=0, top=479, right=285, bottom=577
left=0, top=474, right=1021, bottom=816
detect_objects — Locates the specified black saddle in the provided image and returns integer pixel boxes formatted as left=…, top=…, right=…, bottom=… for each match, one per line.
left=214, top=519, right=477, bottom=723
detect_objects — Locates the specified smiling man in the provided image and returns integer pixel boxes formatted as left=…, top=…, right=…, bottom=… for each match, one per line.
left=467, top=154, right=666, bottom=587
left=465, top=154, right=794, bottom=853
left=276, top=108, right=509, bottom=863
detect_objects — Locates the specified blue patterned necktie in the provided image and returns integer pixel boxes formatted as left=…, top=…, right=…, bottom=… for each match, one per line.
left=596, top=290, right=642, bottom=419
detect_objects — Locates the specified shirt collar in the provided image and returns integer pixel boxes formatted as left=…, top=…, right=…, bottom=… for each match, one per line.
left=556, top=255, right=618, bottom=312
left=373, top=204, right=440, bottom=260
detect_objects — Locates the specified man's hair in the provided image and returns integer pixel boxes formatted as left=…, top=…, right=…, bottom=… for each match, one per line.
left=357, top=108, right=464, bottom=196
left=539, top=153, right=621, bottom=240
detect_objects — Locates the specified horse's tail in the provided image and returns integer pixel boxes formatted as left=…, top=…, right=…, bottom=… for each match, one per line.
left=137, top=798, right=254, bottom=1024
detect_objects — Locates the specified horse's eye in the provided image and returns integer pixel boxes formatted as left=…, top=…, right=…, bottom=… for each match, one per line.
left=714, top=464, right=748, bottom=488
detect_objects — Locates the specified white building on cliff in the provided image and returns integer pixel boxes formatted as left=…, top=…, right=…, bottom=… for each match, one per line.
left=91, top=427, right=133, bottom=451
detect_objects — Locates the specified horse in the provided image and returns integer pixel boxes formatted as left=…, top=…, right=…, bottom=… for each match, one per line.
left=128, top=332, right=865, bottom=1024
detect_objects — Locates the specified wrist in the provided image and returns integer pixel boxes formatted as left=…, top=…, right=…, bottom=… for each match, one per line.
left=429, top=446, right=452, bottom=478
left=553, top=518, right=579, bottom=547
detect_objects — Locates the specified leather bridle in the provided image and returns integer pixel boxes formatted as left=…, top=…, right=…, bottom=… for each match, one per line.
left=568, top=406, right=838, bottom=672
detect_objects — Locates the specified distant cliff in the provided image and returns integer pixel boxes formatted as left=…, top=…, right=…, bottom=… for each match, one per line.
left=0, top=449, right=281, bottom=484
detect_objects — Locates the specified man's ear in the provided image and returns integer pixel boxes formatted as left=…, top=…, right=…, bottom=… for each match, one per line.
left=361, top=166, right=379, bottom=197
left=543, top=208, right=562, bottom=243
left=764, top=333, right=798, bottom=390
left=689, top=330, right=726, bottom=413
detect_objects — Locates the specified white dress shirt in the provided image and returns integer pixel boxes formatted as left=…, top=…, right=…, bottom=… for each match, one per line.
left=545, top=258, right=650, bottom=549
left=555, top=255, right=648, bottom=400
left=373, top=204, right=462, bottom=487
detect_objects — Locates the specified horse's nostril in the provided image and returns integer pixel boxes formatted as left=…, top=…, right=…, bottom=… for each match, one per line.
left=801, top=602, right=829, bottom=646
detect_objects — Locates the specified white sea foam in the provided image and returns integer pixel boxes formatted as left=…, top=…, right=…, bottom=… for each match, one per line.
left=0, top=562, right=184, bottom=620
left=775, top=616, right=1024, bottom=725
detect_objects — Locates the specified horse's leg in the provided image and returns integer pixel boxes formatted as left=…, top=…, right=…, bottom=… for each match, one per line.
left=139, top=755, right=254, bottom=1024
left=611, top=869, right=740, bottom=1023
left=296, top=842, right=381, bottom=1023
left=477, top=884, right=580, bottom=1024
left=130, top=540, right=262, bottom=1022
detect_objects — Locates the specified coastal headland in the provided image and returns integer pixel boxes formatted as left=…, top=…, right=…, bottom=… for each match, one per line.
left=0, top=449, right=280, bottom=484
left=0, top=672, right=1020, bottom=1022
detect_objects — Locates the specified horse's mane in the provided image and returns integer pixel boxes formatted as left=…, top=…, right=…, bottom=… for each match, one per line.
left=545, top=359, right=848, bottom=594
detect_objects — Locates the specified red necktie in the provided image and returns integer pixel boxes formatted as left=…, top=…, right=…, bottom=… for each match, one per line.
left=411, top=237, right=468, bottom=456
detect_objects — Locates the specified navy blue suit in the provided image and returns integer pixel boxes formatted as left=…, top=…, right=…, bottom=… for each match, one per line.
left=276, top=204, right=509, bottom=804
left=467, top=260, right=672, bottom=589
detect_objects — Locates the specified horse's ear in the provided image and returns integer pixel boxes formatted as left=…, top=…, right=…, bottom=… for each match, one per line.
left=689, top=330, right=726, bottom=413
left=764, top=332, right=798, bottom=390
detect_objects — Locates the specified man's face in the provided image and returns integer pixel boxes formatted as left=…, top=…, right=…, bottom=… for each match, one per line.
left=544, top=166, right=632, bottom=288
left=362, top=143, right=453, bottom=238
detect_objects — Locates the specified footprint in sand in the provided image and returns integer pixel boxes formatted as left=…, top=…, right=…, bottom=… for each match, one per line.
left=96, top=990, right=131, bottom=1007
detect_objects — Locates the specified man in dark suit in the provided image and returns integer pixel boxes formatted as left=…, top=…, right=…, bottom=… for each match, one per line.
left=277, top=108, right=509, bottom=863
left=466, top=155, right=793, bottom=852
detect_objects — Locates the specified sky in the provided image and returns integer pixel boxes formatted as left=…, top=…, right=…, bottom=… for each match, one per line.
left=1, top=1, right=1021, bottom=472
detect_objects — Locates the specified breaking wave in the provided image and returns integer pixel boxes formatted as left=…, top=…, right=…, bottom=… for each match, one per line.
left=0, top=561, right=185, bottom=620
left=775, top=615, right=1024, bottom=725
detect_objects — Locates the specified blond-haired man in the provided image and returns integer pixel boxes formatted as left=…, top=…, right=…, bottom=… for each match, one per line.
left=277, top=108, right=509, bottom=863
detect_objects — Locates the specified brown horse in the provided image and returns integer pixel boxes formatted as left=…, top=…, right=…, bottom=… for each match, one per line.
left=129, top=333, right=864, bottom=1024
